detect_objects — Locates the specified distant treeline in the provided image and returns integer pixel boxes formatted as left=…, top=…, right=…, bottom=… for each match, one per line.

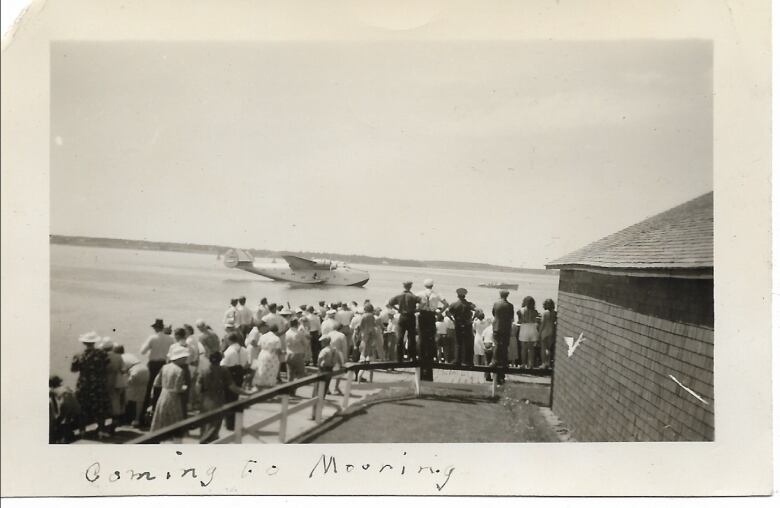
left=49, top=235, right=555, bottom=275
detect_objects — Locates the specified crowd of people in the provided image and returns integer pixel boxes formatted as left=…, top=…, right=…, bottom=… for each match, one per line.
left=49, top=280, right=556, bottom=443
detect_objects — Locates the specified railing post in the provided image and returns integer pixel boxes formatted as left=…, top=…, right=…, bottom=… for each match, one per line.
left=491, top=372, right=497, bottom=398
left=315, top=379, right=326, bottom=423
left=414, top=366, right=422, bottom=397
left=369, top=368, right=374, bottom=383
left=342, top=373, right=352, bottom=410
left=234, top=410, right=244, bottom=443
left=279, top=394, right=289, bottom=443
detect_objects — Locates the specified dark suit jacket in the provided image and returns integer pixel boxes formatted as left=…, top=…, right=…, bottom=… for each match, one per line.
left=492, top=299, right=515, bottom=334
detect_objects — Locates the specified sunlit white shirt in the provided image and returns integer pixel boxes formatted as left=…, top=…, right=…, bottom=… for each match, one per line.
left=220, top=343, right=249, bottom=367
left=416, top=288, right=444, bottom=312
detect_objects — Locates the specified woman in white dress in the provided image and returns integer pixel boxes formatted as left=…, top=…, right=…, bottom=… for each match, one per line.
left=252, top=328, right=283, bottom=389
left=472, top=310, right=489, bottom=366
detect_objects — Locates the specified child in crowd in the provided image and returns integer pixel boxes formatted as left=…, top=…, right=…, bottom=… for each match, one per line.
left=481, top=317, right=495, bottom=382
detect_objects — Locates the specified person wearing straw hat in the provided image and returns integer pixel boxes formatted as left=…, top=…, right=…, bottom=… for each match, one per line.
left=70, top=331, right=111, bottom=438
left=149, top=344, right=190, bottom=435
left=167, top=328, right=194, bottom=418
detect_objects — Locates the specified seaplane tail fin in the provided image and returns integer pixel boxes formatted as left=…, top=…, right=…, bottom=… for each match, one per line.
left=223, top=248, right=254, bottom=268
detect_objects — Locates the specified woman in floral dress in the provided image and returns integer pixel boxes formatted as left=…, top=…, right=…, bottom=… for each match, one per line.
left=150, top=345, right=190, bottom=433
left=251, top=328, right=282, bottom=389
left=70, top=331, right=111, bottom=437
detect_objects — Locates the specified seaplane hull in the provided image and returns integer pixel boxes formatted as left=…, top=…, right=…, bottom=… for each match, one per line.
left=223, top=248, right=369, bottom=287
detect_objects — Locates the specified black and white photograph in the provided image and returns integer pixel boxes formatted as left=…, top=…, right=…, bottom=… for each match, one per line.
left=1, top=0, right=773, bottom=498
left=47, top=38, right=714, bottom=445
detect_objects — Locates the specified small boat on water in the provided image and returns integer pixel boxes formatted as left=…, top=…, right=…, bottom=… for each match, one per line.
left=478, top=282, right=519, bottom=290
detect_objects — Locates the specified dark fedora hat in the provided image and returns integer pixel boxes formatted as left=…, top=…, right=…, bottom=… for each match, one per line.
left=151, top=318, right=165, bottom=329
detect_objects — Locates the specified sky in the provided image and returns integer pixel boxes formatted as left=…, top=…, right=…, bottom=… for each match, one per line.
left=50, top=40, right=712, bottom=268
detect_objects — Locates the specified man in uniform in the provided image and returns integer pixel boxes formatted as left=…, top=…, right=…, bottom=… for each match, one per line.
left=387, top=281, right=420, bottom=362
left=490, top=290, right=515, bottom=384
left=448, top=288, right=477, bottom=365
left=415, top=279, right=447, bottom=381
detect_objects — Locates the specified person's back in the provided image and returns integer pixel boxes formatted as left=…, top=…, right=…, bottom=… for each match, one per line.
left=198, top=329, right=220, bottom=356
left=321, top=315, right=338, bottom=336
left=105, top=349, right=123, bottom=388
left=328, top=330, right=348, bottom=361
left=237, top=303, right=253, bottom=327
left=358, top=312, right=376, bottom=333
left=261, top=312, right=286, bottom=333
left=224, top=304, right=237, bottom=328
left=141, top=331, right=174, bottom=361
left=198, top=362, right=229, bottom=407
left=492, top=299, right=514, bottom=333
left=540, top=308, right=556, bottom=338
left=416, top=287, right=444, bottom=312
left=335, top=308, right=354, bottom=328
left=286, top=327, right=308, bottom=356
left=317, top=345, right=336, bottom=370
left=305, top=312, right=321, bottom=332
left=474, top=316, right=488, bottom=338
left=388, top=289, right=419, bottom=315
left=518, top=306, right=540, bottom=324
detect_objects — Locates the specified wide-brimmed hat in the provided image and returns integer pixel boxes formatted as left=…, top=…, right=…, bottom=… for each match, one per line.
left=195, top=318, right=207, bottom=329
left=325, top=309, right=336, bottom=316
left=168, top=344, right=190, bottom=361
left=151, top=318, right=165, bottom=329
left=78, top=331, right=100, bottom=344
left=279, top=308, right=293, bottom=317
left=423, top=278, right=434, bottom=287
left=100, top=338, right=115, bottom=350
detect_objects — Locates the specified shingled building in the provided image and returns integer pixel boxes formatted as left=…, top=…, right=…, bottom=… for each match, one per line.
left=546, top=192, right=713, bottom=441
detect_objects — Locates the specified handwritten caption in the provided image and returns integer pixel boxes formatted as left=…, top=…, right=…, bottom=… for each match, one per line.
left=84, top=450, right=456, bottom=492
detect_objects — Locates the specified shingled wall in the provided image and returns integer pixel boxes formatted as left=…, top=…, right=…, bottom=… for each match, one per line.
left=551, top=271, right=714, bottom=441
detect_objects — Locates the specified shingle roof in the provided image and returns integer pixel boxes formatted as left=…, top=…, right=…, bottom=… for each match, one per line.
left=546, top=192, right=713, bottom=271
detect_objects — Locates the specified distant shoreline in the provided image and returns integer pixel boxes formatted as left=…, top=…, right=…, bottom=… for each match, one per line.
left=49, top=235, right=556, bottom=276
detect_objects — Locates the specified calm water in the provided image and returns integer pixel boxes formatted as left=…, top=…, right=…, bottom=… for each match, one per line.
left=50, top=245, right=559, bottom=385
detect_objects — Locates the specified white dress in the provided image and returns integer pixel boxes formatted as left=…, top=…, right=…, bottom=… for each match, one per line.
left=252, top=333, right=281, bottom=388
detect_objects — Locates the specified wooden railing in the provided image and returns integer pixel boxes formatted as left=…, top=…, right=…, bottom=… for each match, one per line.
left=128, top=360, right=551, bottom=444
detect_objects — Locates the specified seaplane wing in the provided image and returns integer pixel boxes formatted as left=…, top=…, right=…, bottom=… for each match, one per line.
left=281, top=254, right=331, bottom=271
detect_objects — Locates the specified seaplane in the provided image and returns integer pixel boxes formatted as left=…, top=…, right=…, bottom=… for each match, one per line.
left=223, top=248, right=370, bottom=287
